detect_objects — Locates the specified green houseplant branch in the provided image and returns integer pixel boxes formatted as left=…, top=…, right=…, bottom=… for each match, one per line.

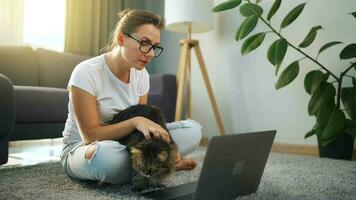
left=213, top=0, right=356, bottom=146
left=245, top=0, right=340, bottom=81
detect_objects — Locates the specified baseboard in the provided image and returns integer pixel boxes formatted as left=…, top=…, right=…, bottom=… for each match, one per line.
left=272, top=143, right=356, bottom=160
left=271, top=143, right=319, bottom=156
left=199, top=137, right=356, bottom=160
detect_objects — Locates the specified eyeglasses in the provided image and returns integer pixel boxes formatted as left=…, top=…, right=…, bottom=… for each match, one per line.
left=123, top=32, right=164, bottom=57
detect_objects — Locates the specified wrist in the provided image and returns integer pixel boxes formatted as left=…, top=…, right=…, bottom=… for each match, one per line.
left=129, top=116, right=141, bottom=128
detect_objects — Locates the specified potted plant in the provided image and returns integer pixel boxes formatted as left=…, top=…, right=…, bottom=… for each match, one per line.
left=213, top=0, right=356, bottom=160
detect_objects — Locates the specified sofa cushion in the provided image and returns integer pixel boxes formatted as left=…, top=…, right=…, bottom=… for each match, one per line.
left=14, top=86, right=69, bottom=123
left=11, top=123, right=64, bottom=141
left=0, top=45, right=40, bottom=86
left=148, top=74, right=177, bottom=123
left=35, top=48, right=89, bottom=88
left=148, top=93, right=175, bottom=123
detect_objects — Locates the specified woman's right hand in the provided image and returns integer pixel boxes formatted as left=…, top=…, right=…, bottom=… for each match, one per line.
left=130, top=116, right=171, bottom=142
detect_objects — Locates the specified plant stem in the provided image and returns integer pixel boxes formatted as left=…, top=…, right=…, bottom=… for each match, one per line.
left=298, top=57, right=307, bottom=62
left=341, top=62, right=356, bottom=77
left=245, top=0, right=339, bottom=81
left=336, top=73, right=343, bottom=108
left=336, top=62, right=356, bottom=108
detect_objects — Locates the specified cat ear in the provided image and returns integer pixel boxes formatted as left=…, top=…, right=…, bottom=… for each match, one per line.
left=130, top=147, right=142, bottom=155
left=158, top=151, right=168, bottom=161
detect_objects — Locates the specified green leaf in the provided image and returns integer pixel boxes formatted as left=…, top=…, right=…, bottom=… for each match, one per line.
left=267, top=38, right=288, bottom=68
left=317, top=41, right=343, bottom=56
left=235, top=16, right=259, bottom=41
left=323, top=73, right=330, bottom=82
left=275, top=61, right=299, bottom=89
left=341, top=87, right=356, bottom=122
left=344, top=119, right=356, bottom=137
left=320, top=136, right=337, bottom=147
left=350, top=12, right=356, bottom=18
left=315, top=104, right=333, bottom=139
left=305, top=127, right=316, bottom=139
left=275, top=64, right=282, bottom=76
left=353, top=77, right=356, bottom=87
left=212, top=0, right=242, bottom=12
left=241, top=32, right=266, bottom=55
left=240, top=3, right=263, bottom=17
left=304, top=70, right=324, bottom=95
left=267, top=0, right=281, bottom=21
left=317, top=106, right=346, bottom=146
left=339, top=43, right=356, bottom=59
left=213, top=0, right=242, bottom=12
left=280, top=3, right=306, bottom=29
left=255, top=0, right=262, bottom=4
left=299, top=26, right=323, bottom=48
left=308, top=82, right=335, bottom=116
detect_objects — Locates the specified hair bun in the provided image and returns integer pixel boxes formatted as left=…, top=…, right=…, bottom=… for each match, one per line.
left=118, top=9, right=132, bottom=19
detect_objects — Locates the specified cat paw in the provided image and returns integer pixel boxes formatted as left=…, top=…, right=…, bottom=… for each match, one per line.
left=175, top=158, right=197, bottom=171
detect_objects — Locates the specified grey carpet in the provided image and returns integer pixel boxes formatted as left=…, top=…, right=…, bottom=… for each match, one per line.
left=0, top=147, right=355, bottom=200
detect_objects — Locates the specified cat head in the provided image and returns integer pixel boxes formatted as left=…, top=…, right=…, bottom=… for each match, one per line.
left=130, top=139, right=177, bottom=178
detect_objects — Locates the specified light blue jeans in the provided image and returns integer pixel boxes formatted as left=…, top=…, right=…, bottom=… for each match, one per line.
left=60, top=120, right=202, bottom=184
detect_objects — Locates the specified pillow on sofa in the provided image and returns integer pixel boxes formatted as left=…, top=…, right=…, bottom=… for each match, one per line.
left=0, top=45, right=40, bottom=86
left=35, top=48, right=89, bottom=88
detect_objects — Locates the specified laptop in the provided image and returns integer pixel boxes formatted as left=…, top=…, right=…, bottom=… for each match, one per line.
left=140, top=130, right=276, bottom=200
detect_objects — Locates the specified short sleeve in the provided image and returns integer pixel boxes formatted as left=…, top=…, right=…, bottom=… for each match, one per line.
left=67, top=63, right=99, bottom=97
left=137, top=68, right=150, bottom=96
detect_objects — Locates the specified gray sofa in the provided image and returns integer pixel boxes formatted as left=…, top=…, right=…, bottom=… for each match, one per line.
left=0, top=46, right=177, bottom=165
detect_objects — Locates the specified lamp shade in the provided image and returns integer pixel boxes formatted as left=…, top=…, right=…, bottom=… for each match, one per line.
left=164, top=0, right=214, bottom=33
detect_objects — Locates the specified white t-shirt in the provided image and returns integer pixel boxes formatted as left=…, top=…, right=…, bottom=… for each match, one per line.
left=62, top=54, right=150, bottom=145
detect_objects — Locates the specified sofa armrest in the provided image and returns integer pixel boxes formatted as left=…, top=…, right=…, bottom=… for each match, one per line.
left=148, top=74, right=177, bottom=123
left=0, top=73, right=14, bottom=165
left=0, top=73, right=14, bottom=139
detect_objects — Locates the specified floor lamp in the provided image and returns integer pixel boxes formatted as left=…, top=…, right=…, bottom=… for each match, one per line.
left=165, top=0, right=225, bottom=136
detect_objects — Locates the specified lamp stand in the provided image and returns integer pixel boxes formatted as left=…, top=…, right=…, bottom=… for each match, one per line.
left=175, top=38, right=225, bottom=136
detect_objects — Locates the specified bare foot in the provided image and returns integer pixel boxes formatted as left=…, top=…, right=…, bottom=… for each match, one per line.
left=175, top=158, right=197, bottom=171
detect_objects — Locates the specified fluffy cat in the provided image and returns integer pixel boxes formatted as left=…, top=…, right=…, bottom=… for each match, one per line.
left=109, top=104, right=178, bottom=191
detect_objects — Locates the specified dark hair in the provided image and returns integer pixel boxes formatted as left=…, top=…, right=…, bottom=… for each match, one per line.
left=102, top=9, right=165, bottom=53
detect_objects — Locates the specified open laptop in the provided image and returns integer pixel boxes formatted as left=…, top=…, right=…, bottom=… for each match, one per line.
left=140, top=130, right=276, bottom=200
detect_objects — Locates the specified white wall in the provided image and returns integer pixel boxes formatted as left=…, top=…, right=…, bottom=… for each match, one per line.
left=158, top=0, right=356, bottom=146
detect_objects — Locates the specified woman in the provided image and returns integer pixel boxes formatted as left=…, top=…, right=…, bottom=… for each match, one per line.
left=60, top=9, right=202, bottom=185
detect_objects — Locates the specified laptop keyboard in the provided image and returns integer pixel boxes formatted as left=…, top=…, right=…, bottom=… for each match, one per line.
left=172, top=193, right=195, bottom=200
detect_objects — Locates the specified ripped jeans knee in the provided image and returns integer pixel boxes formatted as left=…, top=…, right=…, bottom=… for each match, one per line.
left=84, top=141, right=98, bottom=162
left=63, top=140, right=132, bottom=184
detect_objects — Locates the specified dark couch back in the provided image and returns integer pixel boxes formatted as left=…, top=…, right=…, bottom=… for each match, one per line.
left=0, top=46, right=40, bottom=86
left=35, top=48, right=89, bottom=88
left=0, top=46, right=89, bottom=88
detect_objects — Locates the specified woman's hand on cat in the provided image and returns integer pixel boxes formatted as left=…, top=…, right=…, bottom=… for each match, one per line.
left=131, top=116, right=171, bottom=142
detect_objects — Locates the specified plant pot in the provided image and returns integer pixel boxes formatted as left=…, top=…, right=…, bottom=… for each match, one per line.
left=317, top=133, right=355, bottom=160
